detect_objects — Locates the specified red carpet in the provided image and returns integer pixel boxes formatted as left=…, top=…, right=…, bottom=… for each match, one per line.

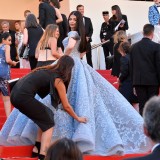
left=0, top=146, right=148, bottom=160
left=0, top=69, right=147, bottom=160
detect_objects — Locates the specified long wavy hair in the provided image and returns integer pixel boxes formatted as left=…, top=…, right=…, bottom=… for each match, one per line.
left=33, top=55, right=74, bottom=86
left=45, top=138, right=83, bottom=160
left=68, top=11, right=87, bottom=53
left=25, top=14, right=39, bottom=28
left=37, top=24, right=59, bottom=50
left=111, top=5, right=122, bottom=22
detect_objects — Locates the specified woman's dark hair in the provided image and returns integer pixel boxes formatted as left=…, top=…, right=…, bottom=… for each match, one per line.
left=1, top=32, right=11, bottom=41
left=68, top=11, right=87, bottom=53
left=111, top=5, right=122, bottom=21
left=25, top=14, right=39, bottom=28
left=50, top=0, right=60, bottom=9
left=33, top=55, right=74, bottom=86
left=118, top=41, right=131, bottom=54
left=45, top=138, right=83, bottom=160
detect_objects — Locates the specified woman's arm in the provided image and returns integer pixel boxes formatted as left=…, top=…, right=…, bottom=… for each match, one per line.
left=55, top=8, right=63, bottom=24
left=35, top=47, right=39, bottom=59
left=23, top=28, right=28, bottom=45
left=64, top=38, right=76, bottom=55
left=55, top=78, right=87, bottom=123
left=5, top=45, right=18, bottom=66
left=50, top=37, right=62, bottom=59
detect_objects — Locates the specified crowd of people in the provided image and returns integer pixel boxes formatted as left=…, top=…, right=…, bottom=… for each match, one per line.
left=0, top=0, right=160, bottom=160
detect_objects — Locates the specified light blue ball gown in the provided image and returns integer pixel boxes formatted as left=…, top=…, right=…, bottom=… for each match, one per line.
left=0, top=31, right=152, bottom=156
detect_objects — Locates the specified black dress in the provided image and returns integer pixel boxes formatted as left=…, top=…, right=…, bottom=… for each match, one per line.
left=111, top=41, right=122, bottom=77
left=10, top=70, right=60, bottom=132
left=118, top=54, right=138, bottom=104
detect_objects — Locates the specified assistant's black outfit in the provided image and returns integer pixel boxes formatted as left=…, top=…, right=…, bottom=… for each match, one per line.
left=124, top=145, right=160, bottom=160
left=109, top=14, right=129, bottom=32
left=84, top=16, right=93, bottom=67
left=100, top=22, right=114, bottom=69
left=10, top=70, right=60, bottom=131
left=130, top=37, right=160, bottom=115
left=39, top=2, right=56, bottom=29
left=57, top=14, right=68, bottom=51
left=118, top=54, right=138, bottom=104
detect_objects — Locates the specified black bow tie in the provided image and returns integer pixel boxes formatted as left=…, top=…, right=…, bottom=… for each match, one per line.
left=157, top=5, right=160, bottom=7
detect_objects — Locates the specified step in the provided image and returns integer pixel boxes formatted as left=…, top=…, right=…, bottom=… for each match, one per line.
left=97, top=70, right=111, bottom=75
left=3, top=158, right=38, bottom=160
left=0, top=108, right=5, bottom=115
left=0, top=122, right=4, bottom=129
left=0, top=115, right=7, bottom=123
left=0, top=146, right=33, bottom=158
left=0, top=145, right=148, bottom=160
left=11, top=68, right=31, bottom=73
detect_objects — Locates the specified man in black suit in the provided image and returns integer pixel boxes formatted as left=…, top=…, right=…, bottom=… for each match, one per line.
left=1, top=21, right=19, bottom=68
left=77, top=4, right=93, bottom=67
left=124, top=96, right=160, bottom=160
left=39, top=0, right=56, bottom=29
left=100, top=11, right=114, bottom=69
left=130, top=24, right=160, bottom=115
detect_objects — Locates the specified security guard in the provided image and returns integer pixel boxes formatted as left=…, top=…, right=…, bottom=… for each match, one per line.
left=100, top=11, right=114, bottom=69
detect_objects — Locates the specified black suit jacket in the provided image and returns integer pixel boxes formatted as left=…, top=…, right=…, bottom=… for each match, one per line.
left=83, top=16, right=93, bottom=42
left=39, top=2, right=56, bottom=29
left=130, top=37, right=160, bottom=86
left=124, top=145, right=160, bottom=160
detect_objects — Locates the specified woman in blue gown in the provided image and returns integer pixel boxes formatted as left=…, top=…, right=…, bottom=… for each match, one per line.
left=0, top=11, right=152, bottom=156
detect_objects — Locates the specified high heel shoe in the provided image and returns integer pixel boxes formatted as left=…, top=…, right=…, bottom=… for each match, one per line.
left=32, top=141, right=41, bottom=157
left=38, top=154, right=45, bottom=160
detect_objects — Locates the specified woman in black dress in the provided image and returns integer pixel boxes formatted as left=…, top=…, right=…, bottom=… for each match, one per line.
left=10, top=55, right=87, bottom=160
left=23, top=14, right=43, bottom=70
left=109, top=5, right=129, bottom=32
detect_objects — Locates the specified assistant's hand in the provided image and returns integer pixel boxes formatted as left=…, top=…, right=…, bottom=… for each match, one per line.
left=77, top=117, right=88, bottom=123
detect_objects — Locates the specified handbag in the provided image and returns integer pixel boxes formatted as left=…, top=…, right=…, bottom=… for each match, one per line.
left=19, top=45, right=29, bottom=59
left=7, top=78, right=19, bottom=92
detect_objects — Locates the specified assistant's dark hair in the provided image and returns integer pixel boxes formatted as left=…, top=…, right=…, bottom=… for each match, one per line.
left=143, top=96, right=160, bottom=143
left=143, top=24, right=154, bottom=36
left=45, top=138, right=83, bottom=160
left=111, top=5, right=122, bottom=21
left=33, top=55, right=74, bottom=86
left=118, top=41, right=131, bottom=54
left=68, top=11, right=87, bottom=53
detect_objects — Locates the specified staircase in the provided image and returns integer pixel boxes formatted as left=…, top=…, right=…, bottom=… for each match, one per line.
left=0, top=69, right=31, bottom=130
left=1, top=69, right=150, bottom=160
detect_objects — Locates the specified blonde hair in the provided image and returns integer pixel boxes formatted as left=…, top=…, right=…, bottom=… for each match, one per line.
left=113, top=30, right=128, bottom=43
left=37, top=24, right=59, bottom=50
